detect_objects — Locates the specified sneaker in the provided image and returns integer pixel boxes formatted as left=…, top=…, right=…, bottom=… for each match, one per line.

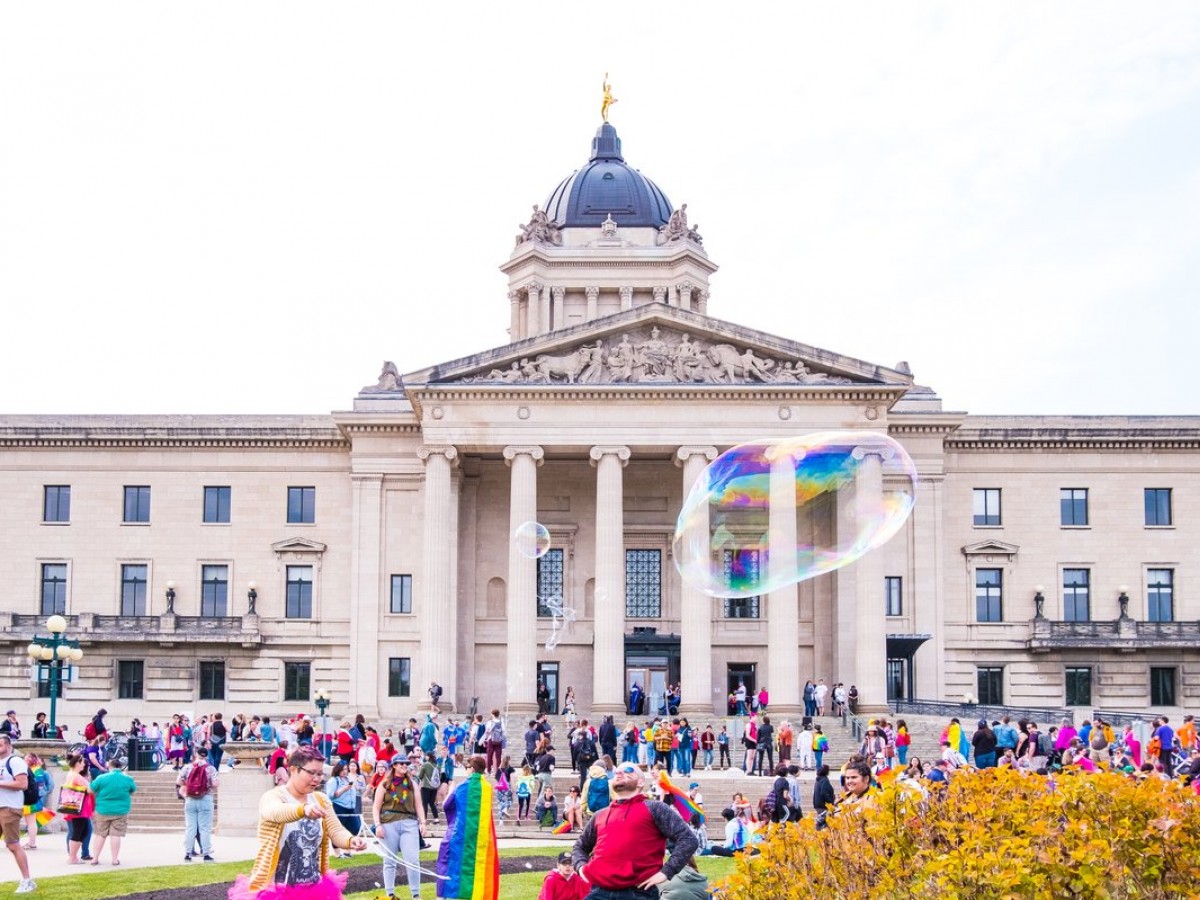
left=184, top=854, right=193, bottom=862
left=203, top=855, right=215, bottom=861
left=15, top=880, right=37, bottom=894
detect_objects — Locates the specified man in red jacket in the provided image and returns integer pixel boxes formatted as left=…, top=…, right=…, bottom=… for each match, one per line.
left=570, top=761, right=698, bottom=899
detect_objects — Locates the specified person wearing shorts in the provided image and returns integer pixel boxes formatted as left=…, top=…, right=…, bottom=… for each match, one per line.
left=89, top=758, right=136, bottom=865
left=0, top=733, right=35, bottom=893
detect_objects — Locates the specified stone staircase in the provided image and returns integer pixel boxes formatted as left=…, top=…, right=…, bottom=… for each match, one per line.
left=128, top=769, right=218, bottom=833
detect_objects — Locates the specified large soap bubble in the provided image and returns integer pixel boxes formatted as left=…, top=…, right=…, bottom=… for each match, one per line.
left=514, top=521, right=551, bottom=559
left=673, top=431, right=917, bottom=598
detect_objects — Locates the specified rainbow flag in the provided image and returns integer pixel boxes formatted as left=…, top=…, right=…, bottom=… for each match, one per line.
left=551, top=820, right=572, bottom=835
left=436, top=773, right=500, bottom=900
left=656, top=769, right=704, bottom=825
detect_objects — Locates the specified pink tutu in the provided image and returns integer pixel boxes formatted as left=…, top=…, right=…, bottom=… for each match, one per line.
left=228, top=871, right=349, bottom=900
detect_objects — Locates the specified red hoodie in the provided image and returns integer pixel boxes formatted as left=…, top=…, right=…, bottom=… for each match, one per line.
left=537, top=869, right=589, bottom=900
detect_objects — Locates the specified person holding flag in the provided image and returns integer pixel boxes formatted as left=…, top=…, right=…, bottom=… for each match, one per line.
left=435, top=755, right=499, bottom=900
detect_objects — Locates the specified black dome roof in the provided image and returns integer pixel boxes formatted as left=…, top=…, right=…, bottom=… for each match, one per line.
left=543, top=123, right=673, bottom=229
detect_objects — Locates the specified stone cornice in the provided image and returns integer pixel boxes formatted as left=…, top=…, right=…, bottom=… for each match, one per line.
left=0, top=434, right=347, bottom=450
left=409, top=386, right=907, bottom=404
left=0, top=415, right=347, bottom=449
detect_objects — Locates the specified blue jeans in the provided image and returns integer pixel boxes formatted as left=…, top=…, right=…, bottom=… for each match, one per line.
left=622, top=745, right=638, bottom=763
left=184, top=795, right=214, bottom=856
left=675, top=748, right=691, bottom=775
left=736, top=702, right=747, bottom=716
left=702, top=749, right=713, bottom=767
left=815, top=751, right=824, bottom=769
left=585, top=887, right=659, bottom=900
left=645, top=744, right=656, bottom=767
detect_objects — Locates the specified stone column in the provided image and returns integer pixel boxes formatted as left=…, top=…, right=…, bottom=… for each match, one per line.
left=697, top=290, right=709, bottom=316
left=678, top=282, right=693, bottom=312
left=551, top=286, right=565, bottom=332
left=504, top=445, right=544, bottom=716
left=653, top=286, right=667, bottom=306
left=619, top=286, right=633, bottom=312
left=418, top=446, right=459, bottom=708
left=852, top=448, right=888, bottom=712
left=586, top=287, right=599, bottom=322
left=676, top=446, right=717, bottom=716
left=526, top=283, right=542, bottom=339
left=766, top=449, right=803, bottom=717
left=348, top=473, right=383, bottom=717
left=590, top=445, right=630, bottom=715
left=913, top=477, right=946, bottom=699
left=540, top=285, right=552, bottom=334
left=508, top=290, right=522, bottom=341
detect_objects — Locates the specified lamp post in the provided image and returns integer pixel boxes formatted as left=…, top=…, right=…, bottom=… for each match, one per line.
left=25, top=615, right=83, bottom=736
left=314, top=689, right=331, bottom=762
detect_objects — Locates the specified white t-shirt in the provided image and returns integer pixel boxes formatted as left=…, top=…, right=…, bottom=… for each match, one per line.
left=814, top=684, right=828, bottom=703
left=0, top=754, right=29, bottom=810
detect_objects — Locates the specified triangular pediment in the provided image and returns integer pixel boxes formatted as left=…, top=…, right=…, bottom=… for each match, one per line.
left=403, top=306, right=913, bottom=388
left=962, top=540, right=1020, bottom=558
left=271, top=537, right=328, bottom=555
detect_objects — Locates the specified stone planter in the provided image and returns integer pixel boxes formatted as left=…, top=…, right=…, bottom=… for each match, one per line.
left=216, top=741, right=274, bottom=836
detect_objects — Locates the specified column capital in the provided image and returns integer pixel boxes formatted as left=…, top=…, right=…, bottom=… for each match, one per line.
left=417, top=445, right=459, bottom=465
left=585, top=286, right=600, bottom=301
left=503, top=445, right=544, bottom=466
left=527, top=282, right=544, bottom=294
left=652, top=286, right=667, bottom=303
left=551, top=286, right=565, bottom=300
left=507, top=290, right=520, bottom=303
left=589, top=445, right=630, bottom=467
left=674, top=445, right=718, bottom=467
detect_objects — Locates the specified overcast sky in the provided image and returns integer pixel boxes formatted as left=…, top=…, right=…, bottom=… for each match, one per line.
left=2, top=3, right=1198, bottom=417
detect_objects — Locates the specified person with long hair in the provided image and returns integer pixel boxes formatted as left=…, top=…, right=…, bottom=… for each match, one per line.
left=61, top=752, right=93, bottom=865
left=324, top=762, right=360, bottom=857
left=19, top=753, right=53, bottom=850
left=561, top=785, right=584, bottom=832
left=371, top=756, right=426, bottom=900
left=229, top=745, right=365, bottom=899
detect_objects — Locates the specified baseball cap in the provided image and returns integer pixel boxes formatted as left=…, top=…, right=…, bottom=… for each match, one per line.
left=689, top=782, right=700, bottom=789
left=391, top=757, right=409, bottom=766
left=557, top=852, right=572, bottom=864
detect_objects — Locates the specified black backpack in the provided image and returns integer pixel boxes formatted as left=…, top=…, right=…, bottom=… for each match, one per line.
left=7, top=759, right=39, bottom=807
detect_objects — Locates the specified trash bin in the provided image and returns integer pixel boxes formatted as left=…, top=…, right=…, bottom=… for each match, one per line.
left=127, top=737, right=156, bottom=771
left=126, top=735, right=140, bottom=770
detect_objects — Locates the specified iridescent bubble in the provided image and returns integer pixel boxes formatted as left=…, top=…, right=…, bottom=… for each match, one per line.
left=514, top=521, right=551, bottom=559
left=673, top=431, right=917, bottom=598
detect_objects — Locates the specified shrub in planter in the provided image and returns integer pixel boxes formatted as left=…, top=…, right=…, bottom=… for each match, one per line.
left=718, top=767, right=1200, bottom=899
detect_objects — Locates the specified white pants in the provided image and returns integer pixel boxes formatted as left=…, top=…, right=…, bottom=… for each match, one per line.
left=799, top=748, right=815, bottom=769
left=381, top=818, right=421, bottom=898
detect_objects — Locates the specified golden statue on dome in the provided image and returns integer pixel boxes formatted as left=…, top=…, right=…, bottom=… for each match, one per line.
left=601, top=73, right=617, bottom=123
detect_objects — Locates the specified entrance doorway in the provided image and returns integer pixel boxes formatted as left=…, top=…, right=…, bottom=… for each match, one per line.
left=727, top=663, right=757, bottom=715
left=623, top=629, right=680, bottom=716
left=886, top=659, right=906, bottom=702
left=537, top=661, right=559, bottom=715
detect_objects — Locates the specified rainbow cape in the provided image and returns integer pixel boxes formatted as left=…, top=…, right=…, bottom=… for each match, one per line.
left=656, top=769, right=704, bottom=825
left=436, top=772, right=500, bottom=900
left=551, top=820, right=572, bottom=835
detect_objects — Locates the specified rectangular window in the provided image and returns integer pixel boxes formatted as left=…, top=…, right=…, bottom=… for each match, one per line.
left=1063, top=568, right=1090, bottom=622
left=201, top=565, right=229, bottom=617
left=123, top=485, right=151, bottom=523
left=885, top=576, right=903, bottom=617
left=203, top=486, right=231, bottom=524
left=43, top=486, right=71, bottom=523
left=390, top=574, right=413, bottom=614
left=975, top=568, right=1003, bottom=622
left=722, top=550, right=761, bottom=618
left=117, top=660, right=144, bottom=700
left=1150, top=666, right=1176, bottom=707
left=977, top=666, right=1004, bottom=705
left=287, top=486, right=316, bottom=524
left=388, top=657, right=411, bottom=697
left=625, top=549, right=662, bottom=618
left=286, top=566, right=313, bottom=618
left=284, top=662, right=311, bottom=702
left=1148, top=569, right=1174, bottom=623
left=1065, top=666, right=1092, bottom=706
left=536, top=549, right=565, bottom=617
left=1060, top=488, right=1089, bottom=526
left=40, top=563, right=67, bottom=615
left=36, top=663, right=65, bottom=700
left=973, top=488, right=1001, bottom=526
left=199, top=661, right=226, bottom=701
left=1145, top=489, right=1173, bottom=526
left=120, top=564, right=148, bottom=616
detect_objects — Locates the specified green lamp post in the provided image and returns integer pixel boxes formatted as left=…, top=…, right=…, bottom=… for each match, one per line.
left=26, top=614, right=83, bottom=736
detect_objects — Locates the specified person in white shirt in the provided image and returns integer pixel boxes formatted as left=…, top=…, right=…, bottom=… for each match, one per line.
left=797, top=725, right=816, bottom=771
left=0, top=734, right=35, bottom=893
left=814, top=681, right=829, bottom=716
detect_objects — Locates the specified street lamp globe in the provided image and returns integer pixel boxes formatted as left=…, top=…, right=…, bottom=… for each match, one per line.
left=26, top=643, right=41, bottom=659
left=70, top=648, right=84, bottom=662
left=46, top=614, right=67, bottom=634
left=39, top=647, right=53, bottom=661
left=55, top=644, right=72, bottom=660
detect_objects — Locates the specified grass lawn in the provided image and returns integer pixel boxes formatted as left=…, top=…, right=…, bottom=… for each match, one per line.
left=0, top=846, right=573, bottom=900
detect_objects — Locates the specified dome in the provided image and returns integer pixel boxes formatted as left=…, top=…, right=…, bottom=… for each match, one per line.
left=543, top=123, right=673, bottom=229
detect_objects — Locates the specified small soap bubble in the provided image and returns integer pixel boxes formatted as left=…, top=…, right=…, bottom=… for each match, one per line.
left=514, top=521, right=551, bottom=559
left=673, top=431, right=917, bottom=598
left=525, top=862, right=533, bottom=869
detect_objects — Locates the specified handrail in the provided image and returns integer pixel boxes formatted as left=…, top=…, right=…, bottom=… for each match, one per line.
left=1092, top=709, right=1151, bottom=728
left=890, top=697, right=1073, bottom=724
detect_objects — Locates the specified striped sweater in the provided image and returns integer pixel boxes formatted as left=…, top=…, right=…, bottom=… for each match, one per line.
left=245, top=786, right=353, bottom=891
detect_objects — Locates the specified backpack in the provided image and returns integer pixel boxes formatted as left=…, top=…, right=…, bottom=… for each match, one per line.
left=421, top=763, right=441, bottom=790
left=488, top=720, right=505, bottom=744
left=578, top=736, right=597, bottom=763
left=84, top=721, right=98, bottom=741
left=586, top=775, right=610, bottom=813
left=6, top=760, right=39, bottom=807
left=516, top=779, right=531, bottom=799
left=184, top=763, right=211, bottom=798
left=1036, top=733, right=1051, bottom=756
left=1090, top=733, right=1108, bottom=751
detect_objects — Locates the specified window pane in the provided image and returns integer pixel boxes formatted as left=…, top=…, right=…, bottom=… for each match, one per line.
left=1060, top=489, right=1088, bottom=526
left=975, top=568, right=1002, bottom=623
left=284, top=662, right=311, bottom=701
left=40, top=563, right=67, bottom=615
left=973, top=489, right=1001, bottom=526
left=1063, top=568, right=1090, bottom=622
left=286, top=566, right=313, bottom=618
left=203, top=486, right=231, bottom=524
left=1150, top=667, right=1176, bottom=707
left=44, top=486, right=71, bottom=523
left=722, top=550, right=761, bottom=618
left=199, top=661, right=225, bottom=700
left=287, top=487, right=315, bottom=524
left=121, top=564, right=148, bottom=616
left=1148, top=569, right=1174, bottom=623
left=390, top=574, right=412, bottom=614
left=1145, top=489, right=1172, bottom=526
left=1065, top=667, right=1092, bottom=706
left=388, top=657, right=411, bottom=697
left=537, top=549, right=565, bottom=617
left=118, top=661, right=143, bottom=699
left=885, top=576, right=902, bottom=617
left=123, top=486, right=150, bottom=523
left=625, top=549, right=662, bottom=618
left=201, top=565, right=229, bottom=617
left=977, top=667, right=1003, bottom=705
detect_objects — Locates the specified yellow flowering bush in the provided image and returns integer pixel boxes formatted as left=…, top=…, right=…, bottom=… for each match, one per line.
left=718, top=767, right=1200, bottom=899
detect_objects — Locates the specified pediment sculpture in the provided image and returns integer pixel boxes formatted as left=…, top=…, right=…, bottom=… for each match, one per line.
left=515, top=204, right=563, bottom=248
left=458, top=326, right=854, bottom=386
left=362, top=360, right=402, bottom=393
left=656, top=203, right=703, bottom=246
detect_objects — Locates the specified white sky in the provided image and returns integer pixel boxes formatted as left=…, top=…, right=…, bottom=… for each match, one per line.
left=2, top=3, right=1198, bottom=417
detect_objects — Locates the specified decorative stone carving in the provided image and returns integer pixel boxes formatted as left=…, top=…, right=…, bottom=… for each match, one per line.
left=458, top=326, right=855, bottom=386
left=362, top=360, right=401, bottom=393
left=600, top=214, right=618, bottom=238
left=515, top=205, right=562, bottom=248
left=656, top=203, right=703, bottom=246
